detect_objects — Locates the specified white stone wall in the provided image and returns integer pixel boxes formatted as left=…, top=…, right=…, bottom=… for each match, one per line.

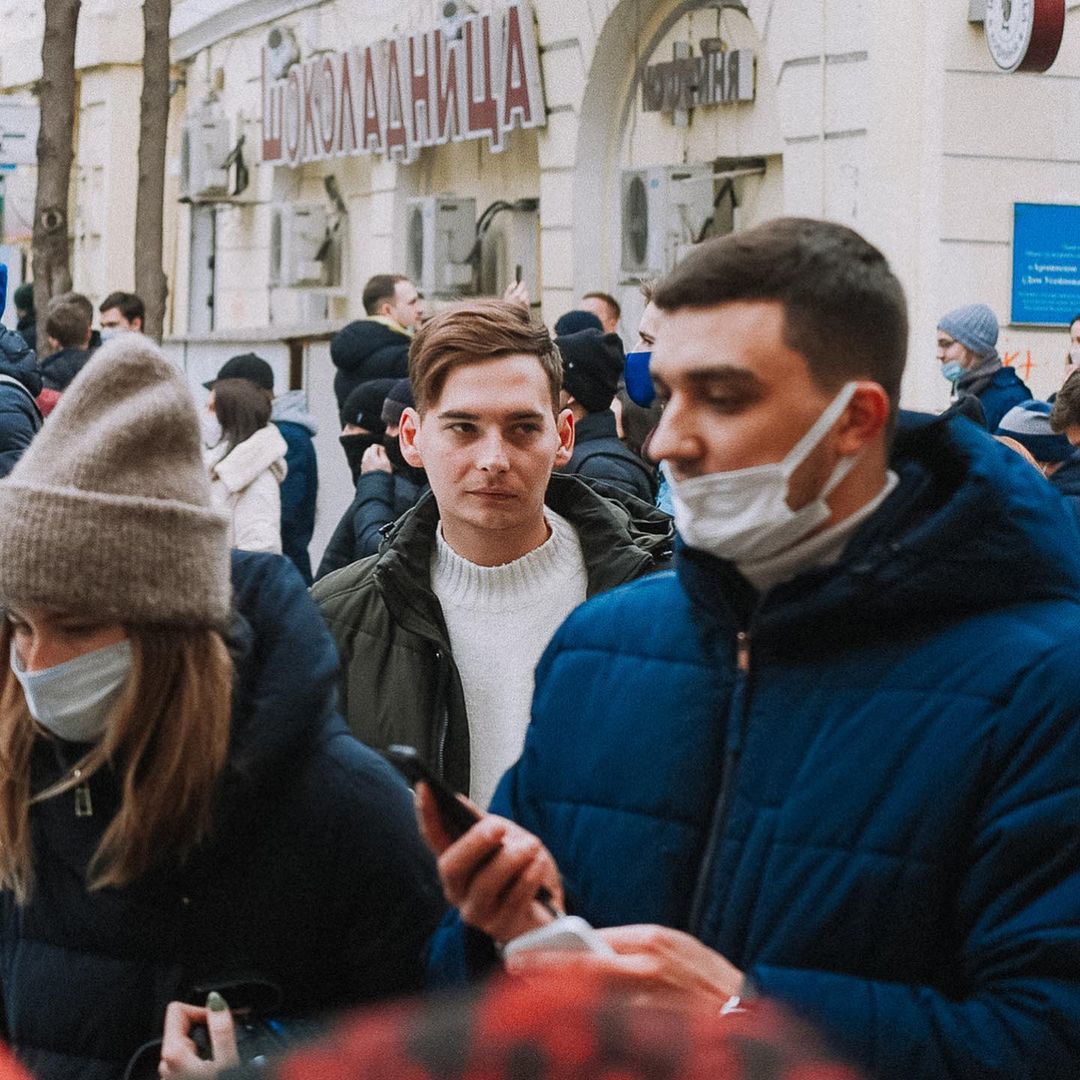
left=3, top=0, right=1080, bottom=415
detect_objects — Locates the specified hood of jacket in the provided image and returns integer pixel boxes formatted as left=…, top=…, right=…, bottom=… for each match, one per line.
left=0, top=332, right=41, bottom=396
left=331, top=317, right=411, bottom=374
left=272, top=389, right=319, bottom=435
left=202, top=551, right=343, bottom=861
left=207, top=425, right=288, bottom=492
left=677, top=410, right=1080, bottom=638
left=370, top=472, right=674, bottom=641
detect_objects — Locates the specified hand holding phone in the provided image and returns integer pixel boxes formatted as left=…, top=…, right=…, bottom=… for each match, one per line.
left=385, top=746, right=564, bottom=942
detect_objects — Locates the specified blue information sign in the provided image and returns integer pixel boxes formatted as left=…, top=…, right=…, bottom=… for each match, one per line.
left=1012, top=202, right=1080, bottom=326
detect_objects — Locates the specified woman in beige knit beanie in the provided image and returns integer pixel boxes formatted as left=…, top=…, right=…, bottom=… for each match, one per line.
left=0, top=335, right=444, bottom=1080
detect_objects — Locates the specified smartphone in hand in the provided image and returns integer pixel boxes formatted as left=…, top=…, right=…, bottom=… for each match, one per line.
left=383, top=745, right=481, bottom=841
left=383, top=745, right=562, bottom=918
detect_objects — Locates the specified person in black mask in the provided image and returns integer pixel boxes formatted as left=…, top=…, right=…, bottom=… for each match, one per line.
left=338, top=378, right=396, bottom=484
left=317, top=379, right=429, bottom=580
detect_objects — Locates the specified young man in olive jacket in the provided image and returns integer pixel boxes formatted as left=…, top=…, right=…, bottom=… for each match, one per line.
left=312, top=300, right=673, bottom=809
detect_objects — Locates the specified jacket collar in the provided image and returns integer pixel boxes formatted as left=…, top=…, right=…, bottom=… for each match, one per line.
left=372, top=473, right=674, bottom=640
left=677, top=409, right=1080, bottom=638
left=574, top=410, right=620, bottom=443
left=207, top=426, right=288, bottom=492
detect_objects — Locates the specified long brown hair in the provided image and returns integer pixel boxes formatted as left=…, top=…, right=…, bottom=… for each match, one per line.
left=213, top=377, right=273, bottom=453
left=0, top=621, right=232, bottom=903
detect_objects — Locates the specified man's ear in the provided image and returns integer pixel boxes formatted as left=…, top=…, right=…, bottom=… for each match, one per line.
left=554, top=408, right=575, bottom=467
left=399, top=407, right=425, bottom=468
left=835, top=383, right=890, bottom=455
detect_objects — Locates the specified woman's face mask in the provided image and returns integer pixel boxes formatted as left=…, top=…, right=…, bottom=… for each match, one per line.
left=8, top=613, right=131, bottom=743
left=10, top=639, right=133, bottom=744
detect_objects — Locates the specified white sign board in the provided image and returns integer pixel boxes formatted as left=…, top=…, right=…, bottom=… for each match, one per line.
left=0, top=104, right=39, bottom=166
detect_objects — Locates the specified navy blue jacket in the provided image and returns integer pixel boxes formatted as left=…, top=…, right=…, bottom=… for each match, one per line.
left=968, top=365, right=1032, bottom=431
left=272, top=393, right=319, bottom=584
left=561, top=409, right=657, bottom=505
left=1, top=553, right=445, bottom=1080
left=431, top=414, right=1080, bottom=1079
left=0, top=330, right=41, bottom=478
left=316, top=469, right=428, bottom=581
left=38, top=346, right=92, bottom=392
left=1049, top=452, right=1080, bottom=525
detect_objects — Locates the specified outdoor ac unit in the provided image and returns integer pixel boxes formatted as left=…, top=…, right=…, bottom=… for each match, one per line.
left=405, top=196, right=477, bottom=297
left=620, top=165, right=715, bottom=277
left=180, top=112, right=231, bottom=202
left=270, top=203, right=328, bottom=287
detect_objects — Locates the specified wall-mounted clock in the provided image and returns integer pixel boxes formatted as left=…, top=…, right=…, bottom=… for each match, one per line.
left=985, top=0, right=1065, bottom=72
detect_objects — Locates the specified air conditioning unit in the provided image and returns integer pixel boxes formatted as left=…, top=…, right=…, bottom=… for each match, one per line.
left=620, top=165, right=715, bottom=277
left=179, top=111, right=231, bottom=202
left=405, top=196, right=477, bottom=297
left=270, top=203, right=329, bottom=287
left=265, top=26, right=300, bottom=80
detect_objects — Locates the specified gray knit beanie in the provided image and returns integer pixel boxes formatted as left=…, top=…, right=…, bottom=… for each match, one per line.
left=0, top=334, right=232, bottom=628
left=937, top=303, right=1000, bottom=360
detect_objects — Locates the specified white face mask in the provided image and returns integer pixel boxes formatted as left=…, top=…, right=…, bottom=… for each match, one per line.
left=664, top=382, right=859, bottom=563
left=10, top=639, right=133, bottom=743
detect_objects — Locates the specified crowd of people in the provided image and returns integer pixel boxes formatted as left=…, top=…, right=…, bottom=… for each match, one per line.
left=0, top=217, right=1078, bottom=1080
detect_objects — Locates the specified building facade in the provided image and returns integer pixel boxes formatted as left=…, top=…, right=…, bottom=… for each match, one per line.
left=2, top=0, right=1080, bottom=561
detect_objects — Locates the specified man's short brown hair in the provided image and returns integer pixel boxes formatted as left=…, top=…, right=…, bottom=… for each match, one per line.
left=100, top=291, right=145, bottom=325
left=654, top=218, right=908, bottom=413
left=1051, top=371, right=1080, bottom=433
left=45, top=293, right=93, bottom=349
left=583, top=291, right=621, bottom=321
left=409, top=299, right=562, bottom=414
left=363, top=274, right=408, bottom=316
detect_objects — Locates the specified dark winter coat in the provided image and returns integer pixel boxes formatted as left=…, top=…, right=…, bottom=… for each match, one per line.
left=15, top=316, right=35, bottom=354
left=330, top=319, right=410, bottom=411
left=0, top=552, right=445, bottom=1080
left=561, top=409, right=657, bottom=504
left=315, top=469, right=428, bottom=581
left=961, top=365, right=1032, bottom=431
left=272, top=392, right=319, bottom=584
left=39, top=346, right=92, bottom=392
left=312, top=475, right=674, bottom=794
left=430, top=413, right=1080, bottom=1080
left=1049, top=451, right=1080, bottom=524
left=0, top=331, right=41, bottom=478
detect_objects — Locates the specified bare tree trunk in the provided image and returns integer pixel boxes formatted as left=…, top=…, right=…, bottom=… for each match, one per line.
left=134, top=0, right=171, bottom=341
left=31, top=0, right=81, bottom=354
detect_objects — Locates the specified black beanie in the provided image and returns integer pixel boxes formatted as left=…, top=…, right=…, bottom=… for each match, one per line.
left=557, top=330, right=625, bottom=413
left=340, top=378, right=396, bottom=431
left=554, top=309, right=604, bottom=337
left=381, top=378, right=415, bottom=429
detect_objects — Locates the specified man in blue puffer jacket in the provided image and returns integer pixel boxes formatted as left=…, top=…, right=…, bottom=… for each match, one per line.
left=424, top=219, right=1080, bottom=1080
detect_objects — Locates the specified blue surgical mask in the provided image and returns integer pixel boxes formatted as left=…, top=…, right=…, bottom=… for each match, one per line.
left=624, top=350, right=655, bottom=407
left=941, top=361, right=964, bottom=385
left=10, top=639, right=133, bottom=743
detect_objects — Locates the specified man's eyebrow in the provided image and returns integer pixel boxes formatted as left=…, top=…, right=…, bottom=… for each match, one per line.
left=436, top=409, right=547, bottom=421
left=678, top=365, right=764, bottom=388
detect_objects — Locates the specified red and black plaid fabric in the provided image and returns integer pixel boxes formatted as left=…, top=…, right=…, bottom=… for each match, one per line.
left=258, top=973, right=861, bottom=1080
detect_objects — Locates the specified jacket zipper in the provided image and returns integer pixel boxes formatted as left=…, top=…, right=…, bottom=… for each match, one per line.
left=686, top=628, right=752, bottom=938
left=433, top=647, right=450, bottom=778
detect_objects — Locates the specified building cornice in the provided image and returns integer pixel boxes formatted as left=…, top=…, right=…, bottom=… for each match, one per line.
left=171, top=0, right=327, bottom=61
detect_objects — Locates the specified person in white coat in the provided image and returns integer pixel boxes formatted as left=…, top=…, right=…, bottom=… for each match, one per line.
left=204, top=377, right=288, bottom=553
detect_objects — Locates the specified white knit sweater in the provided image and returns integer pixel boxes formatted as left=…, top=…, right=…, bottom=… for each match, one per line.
left=431, top=510, right=588, bottom=809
